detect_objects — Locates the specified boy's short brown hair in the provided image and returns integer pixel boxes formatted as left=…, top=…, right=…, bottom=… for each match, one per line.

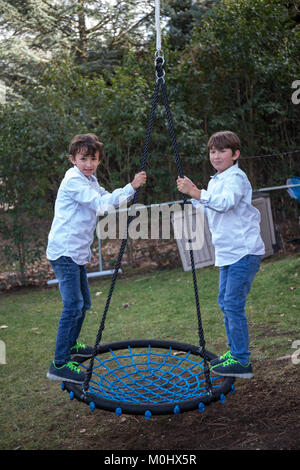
left=69, top=133, right=104, bottom=160
left=207, top=130, right=241, bottom=154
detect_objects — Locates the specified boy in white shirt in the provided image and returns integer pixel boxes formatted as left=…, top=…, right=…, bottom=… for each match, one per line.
left=46, top=133, right=146, bottom=384
left=177, top=130, right=264, bottom=378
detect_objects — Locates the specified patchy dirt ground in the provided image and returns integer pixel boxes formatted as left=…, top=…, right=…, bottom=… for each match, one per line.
left=58, top=357, right=299, bottom=451
left=2, top=238, right=299, bottom=451
left=45, top=240, right=300, bottom=451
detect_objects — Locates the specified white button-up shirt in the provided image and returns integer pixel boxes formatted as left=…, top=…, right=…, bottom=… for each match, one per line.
left=191, top=164, right=265, bottom=266
left=46, top=166, right=135, bottom=265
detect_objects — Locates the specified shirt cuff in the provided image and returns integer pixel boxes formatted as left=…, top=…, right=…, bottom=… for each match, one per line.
left=127, top=183, right=136, bottom=195
left=191, top=189, right=210, bottom=207
left=199, top=189, right=210, bottom=205
left=190, top=198, right=201, bottom=208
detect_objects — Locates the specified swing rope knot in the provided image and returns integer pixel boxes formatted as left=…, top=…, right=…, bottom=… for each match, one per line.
left=155, top=56, right=165, bottom=82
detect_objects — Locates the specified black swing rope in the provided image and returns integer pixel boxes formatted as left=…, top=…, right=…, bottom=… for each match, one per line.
left=82, top=56, right=212, bottom=395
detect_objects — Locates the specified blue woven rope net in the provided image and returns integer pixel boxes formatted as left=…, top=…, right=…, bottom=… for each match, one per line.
left=80, top=345, right=224, bottom=405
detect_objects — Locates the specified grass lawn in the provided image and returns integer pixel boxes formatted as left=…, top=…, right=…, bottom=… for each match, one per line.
left=0, top=253, right=299, bottom=450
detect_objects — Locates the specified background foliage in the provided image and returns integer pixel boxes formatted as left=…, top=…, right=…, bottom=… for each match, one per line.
left=0, top=0, right=299, bottom=282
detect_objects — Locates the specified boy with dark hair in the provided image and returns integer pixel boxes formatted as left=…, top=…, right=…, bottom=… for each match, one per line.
left=177, top=130, right=264, bottom=378
left=46, top=133, right=146, bottom=383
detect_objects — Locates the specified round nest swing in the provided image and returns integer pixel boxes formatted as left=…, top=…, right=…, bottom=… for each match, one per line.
left=63, top=340, right=235, bottom=417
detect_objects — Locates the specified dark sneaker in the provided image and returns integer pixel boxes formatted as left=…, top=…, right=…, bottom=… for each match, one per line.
left=70, top=340, right=94, bottom=359
left=210, top=350, right=232, bottom=366
left=47, top=361, right=86, bottom=384
left=211, top=357, right=254, bottom=379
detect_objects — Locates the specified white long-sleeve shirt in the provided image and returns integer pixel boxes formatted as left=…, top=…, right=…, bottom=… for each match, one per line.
left=46, top=166, right=135, bottom=265
left=191, top=164, right=265, bottom=267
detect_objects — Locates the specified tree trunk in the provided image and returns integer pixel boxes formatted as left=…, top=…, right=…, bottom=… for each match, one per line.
left=77, top=0, right=88, bottom=63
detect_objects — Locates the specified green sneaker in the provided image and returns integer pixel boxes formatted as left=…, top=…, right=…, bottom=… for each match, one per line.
left=47, top=361, right=86, bottom=384
left=70, top=340, right=94, bottom=359
left=211, top=356, right=253, bottom=379
left=210, top=350, right=232, bottom=366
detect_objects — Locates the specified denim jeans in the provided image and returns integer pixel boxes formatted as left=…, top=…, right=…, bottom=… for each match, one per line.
left=50, top=256, right=91, bottom=364
left=217, top=254, right=261, bottom=365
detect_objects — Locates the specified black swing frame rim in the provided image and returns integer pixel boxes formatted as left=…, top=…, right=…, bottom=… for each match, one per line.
left=63, top=339, right=235, bottom=416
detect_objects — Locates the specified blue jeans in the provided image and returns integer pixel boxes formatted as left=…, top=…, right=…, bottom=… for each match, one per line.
left=218, top=255, right=261, bottom=365
left=50, top=256, right=91, bottom=364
